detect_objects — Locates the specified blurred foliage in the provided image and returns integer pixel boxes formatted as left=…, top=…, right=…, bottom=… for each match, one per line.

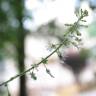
left=88, top=21, right=96, bottom=37
left=32, top=20, right=66, bottom=42
left=0, top=0, right=30, bottom=59
left=0, top=0, right=29, bottom=96
left=79, top=48, right=91, bottom=60
left=0, top=0, right=18, bottom=59
left=89, top=0, right=96, bottom=10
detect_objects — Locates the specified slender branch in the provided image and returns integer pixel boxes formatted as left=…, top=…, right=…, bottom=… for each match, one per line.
left=0, top=9, right=88, bottom=86
left=0, top=41, right=64, bottom=86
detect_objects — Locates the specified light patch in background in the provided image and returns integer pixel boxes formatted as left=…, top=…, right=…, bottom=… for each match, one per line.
left=79, top=68, right=95, bottom=83
left=24, top=0, right=77, bottom=30
left=25, top=0, right=41, bottom=10
left=25, top=36, right=50, bottom=59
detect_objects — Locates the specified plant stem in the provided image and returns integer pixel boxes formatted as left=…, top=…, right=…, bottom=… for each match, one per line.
left=0, top=10, right=88, bottom=86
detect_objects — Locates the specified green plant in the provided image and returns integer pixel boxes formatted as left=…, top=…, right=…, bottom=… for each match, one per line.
left=0, top=9, right=88, bottom=95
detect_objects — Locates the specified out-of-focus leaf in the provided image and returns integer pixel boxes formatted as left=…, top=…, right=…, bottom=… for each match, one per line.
left=88, top=22, right=96, bottom=37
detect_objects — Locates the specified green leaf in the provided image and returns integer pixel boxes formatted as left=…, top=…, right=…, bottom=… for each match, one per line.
left=65, top=24, right=73, bottom=26
left=83, top=10, right=88, bottom=16
left=76, top=30, right=81, bottom=36
left=42, top=58, right=48, bottom=64
left=46, top=68, right=54, bottom=78
left=51, top=44, right=56, bottom=49
left=75, top=37, right=82, bottom=42
left=30, top=72, right=37, bottom=80
left=81, top=20, right=87, bottom=22
left=31, top=64, right=38, bottom=68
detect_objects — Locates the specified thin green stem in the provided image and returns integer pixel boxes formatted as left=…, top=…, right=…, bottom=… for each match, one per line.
left=0, top=41, right=64, bottom=86
left=0, top=9, right=88, bottom=86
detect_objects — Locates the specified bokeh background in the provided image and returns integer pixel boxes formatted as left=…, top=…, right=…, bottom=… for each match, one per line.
left=0, top=0, right=96, bottom=96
